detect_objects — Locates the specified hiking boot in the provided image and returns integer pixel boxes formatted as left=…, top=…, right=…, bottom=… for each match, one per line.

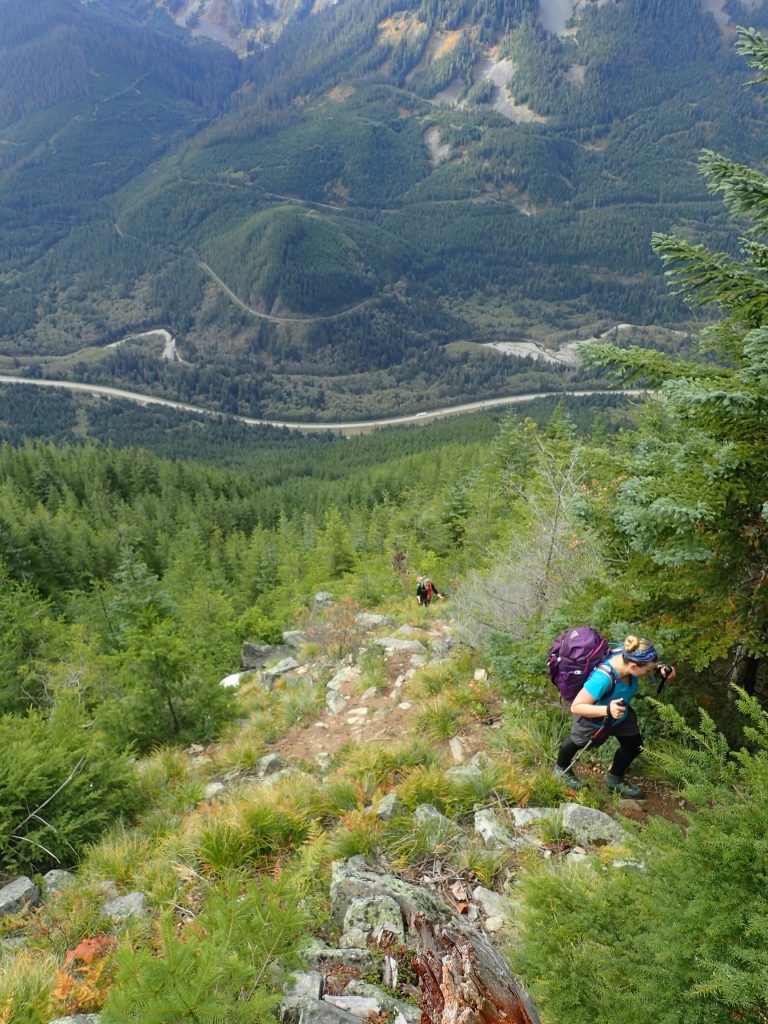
left=553, top=765, right=586, bottom=790
left=605, top=773, right=644, bottom=799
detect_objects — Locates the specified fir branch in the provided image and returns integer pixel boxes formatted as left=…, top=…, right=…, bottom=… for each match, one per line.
left=578, top=341, right=709, bottom=386
left=735, top=26, right=768, bottom=85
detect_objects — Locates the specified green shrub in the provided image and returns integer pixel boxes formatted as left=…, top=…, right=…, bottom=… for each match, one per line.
left=513, top=693, right=768, bottom=1023
left=101, top=875, right=307, bottom=1024
left=0, top=698, right=142, bottom=874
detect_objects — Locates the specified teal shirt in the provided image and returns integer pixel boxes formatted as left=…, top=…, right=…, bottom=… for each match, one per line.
left=584, top=662, right=639, bottom=723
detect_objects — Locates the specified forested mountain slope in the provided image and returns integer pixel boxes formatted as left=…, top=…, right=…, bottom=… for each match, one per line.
left=0, top=0, right=766, bottom=419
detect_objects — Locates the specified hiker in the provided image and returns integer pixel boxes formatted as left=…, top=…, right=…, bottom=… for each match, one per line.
left=416, top=575, right=443, bottom=606
left=553, top=634, right=675, bottom=798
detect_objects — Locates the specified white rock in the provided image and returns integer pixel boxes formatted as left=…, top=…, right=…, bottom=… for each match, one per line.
left=204, top=782, right=226, bottom=800
left=219, top=671, right=246, bottom=688
left=324, top=995, right=381, bottom=1018
left=327, top=691, right=348, bottom=715
left=448, top=737, right=465, bottom=763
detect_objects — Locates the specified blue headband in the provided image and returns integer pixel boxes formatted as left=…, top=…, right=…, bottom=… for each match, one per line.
left=624, top=643, right=658, bottom=664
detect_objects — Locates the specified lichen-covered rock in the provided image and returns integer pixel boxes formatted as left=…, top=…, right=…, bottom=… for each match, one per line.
left=0, top=877, right=39, bottom=917
left=341, top=894, right=405, bottom=948
left=303, top=943, right=382, bottom=976
left=473, top=885, right=515, bottom=925
left=561, top=803, right=629, bottom=846
left=330, top=858, right=450, bottom=931
left=102, top=891, right=147, bottom=923
left=413, top=804, right=462, bottom=843
left=509, top=807, right=560, bottom=829
left=41, top=870, right=76, bottom=899
left=374, top=791, right=402, bottom=821
left=474, top=809, right=526, bottom=851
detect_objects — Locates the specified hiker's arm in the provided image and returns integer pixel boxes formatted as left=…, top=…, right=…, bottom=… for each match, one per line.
left=570, top=688, right=624, bottom=720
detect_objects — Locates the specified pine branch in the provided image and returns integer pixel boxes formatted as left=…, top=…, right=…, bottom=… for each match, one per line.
left=735, top=26, right=768, bottom=85
left=652, top=233, right=768, bottom=316
left=578, top=341, right=712, bottom=386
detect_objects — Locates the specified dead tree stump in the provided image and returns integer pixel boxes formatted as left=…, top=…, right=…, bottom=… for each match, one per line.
left=414, top=916, right=541, bottom=1024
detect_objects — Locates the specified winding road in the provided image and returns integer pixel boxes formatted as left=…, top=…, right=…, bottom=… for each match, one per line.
left=0, top=375, right=648, bottom=436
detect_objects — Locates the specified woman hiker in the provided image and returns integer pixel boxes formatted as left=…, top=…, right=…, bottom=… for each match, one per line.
left=553, top=635, right=675, bottom=799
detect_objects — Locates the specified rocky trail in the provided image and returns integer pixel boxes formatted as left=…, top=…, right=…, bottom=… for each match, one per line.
left=1, top=599, right=686, bottom=1024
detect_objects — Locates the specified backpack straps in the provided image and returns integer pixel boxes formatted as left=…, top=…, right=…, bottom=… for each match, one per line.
left=591, top=662, right=618, bottom=704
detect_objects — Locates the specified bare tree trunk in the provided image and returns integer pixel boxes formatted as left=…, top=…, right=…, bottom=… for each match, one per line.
left=414, top=916, right=541, bottom=1024
left=729, top=644, right=760, bottom=696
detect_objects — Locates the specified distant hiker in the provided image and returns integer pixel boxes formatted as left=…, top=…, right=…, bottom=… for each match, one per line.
left=416, top=575, right=443, bottom=606
left=553, top=634, right=675, bottom=798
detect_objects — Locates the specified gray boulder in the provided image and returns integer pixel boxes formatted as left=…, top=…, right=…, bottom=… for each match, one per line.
left=327, top=690, right=348, bottom=715
left=242, top=642, right=289, bottom=670
left=327, top=666, right=360, bottom=691
left=324, top=995, right=382, bottom=1019
left=510, top=807, right=560, bottom=828
left=374, top=791, right=402, bottom=821
left=262, top=657, right=301, bottom=681
left=1, top=935, right=27, bottom=958
left=102, top=891, right=147, bottom=923
left=257, top=753, right=286, bottom=777
left=313, top=591, right=335, bottom=608
left=281, top=998, right=357, bottom=1024
left=41, top=870, right=76, bottom=899
left=330, top=857, right=450, bottom=930
left=356, top=613, right=395, bottom=629
left=0, top=877, right=40, bottom=917
left=282, top=630, right=306, bottom=649
left=414, top=804, right=462, bottom=844
left=561, top=803, right=630, bottom=847
left=474, top=809, right=528, bottom=851
left=373, top=637, right=427, bottom=654
left=473, top=885, right=515, bottom=928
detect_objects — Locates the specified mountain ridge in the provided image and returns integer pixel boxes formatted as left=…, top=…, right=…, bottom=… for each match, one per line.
left=0, top=0, right=766, bottom=418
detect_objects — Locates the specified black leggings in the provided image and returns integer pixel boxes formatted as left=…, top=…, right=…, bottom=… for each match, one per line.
left=557, top=733, right=643, bottom=778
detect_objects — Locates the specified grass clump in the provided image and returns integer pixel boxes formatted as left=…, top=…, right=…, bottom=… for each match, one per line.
left=0, top=948, right=58, bottom=1024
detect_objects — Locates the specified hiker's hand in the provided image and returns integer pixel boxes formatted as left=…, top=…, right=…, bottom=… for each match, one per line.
left=608, top=699, right=626, bottom=719
left=658, top=664, right=676, bottom=682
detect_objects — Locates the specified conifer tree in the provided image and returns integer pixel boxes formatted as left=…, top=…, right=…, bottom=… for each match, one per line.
left=579, top=26, right=768, bottom=690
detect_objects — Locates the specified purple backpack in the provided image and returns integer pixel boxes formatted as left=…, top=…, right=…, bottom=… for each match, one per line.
left=547, top=626, right=610, bottom=702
